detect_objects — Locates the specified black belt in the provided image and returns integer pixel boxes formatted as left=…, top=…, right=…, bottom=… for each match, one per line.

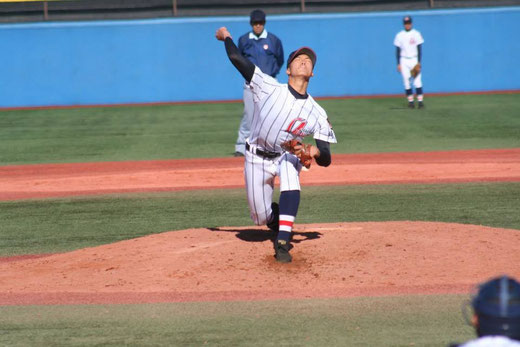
left=246, top=142, right=281, bottom=159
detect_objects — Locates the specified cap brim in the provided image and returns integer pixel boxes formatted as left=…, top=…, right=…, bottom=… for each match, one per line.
left=287, top=47, right=317, bottom=68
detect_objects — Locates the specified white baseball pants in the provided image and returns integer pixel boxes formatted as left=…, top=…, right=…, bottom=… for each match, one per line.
left=400, top=57, right=422, bottom=90
left=244, top=150, right=302, bottom=225
left=235, top=84, right=254, bottom=155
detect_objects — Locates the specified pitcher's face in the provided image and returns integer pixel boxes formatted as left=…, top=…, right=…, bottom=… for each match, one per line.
left=286, top=54, right=314, bottom=79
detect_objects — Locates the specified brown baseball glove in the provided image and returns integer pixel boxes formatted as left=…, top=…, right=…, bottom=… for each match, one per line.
left=410, top=63, right=421, bottom=78
left=281, top=139, right=313, bottom=169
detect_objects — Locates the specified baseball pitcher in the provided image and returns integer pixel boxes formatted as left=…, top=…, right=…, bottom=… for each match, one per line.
left=216, top=26, right=336, bottom=263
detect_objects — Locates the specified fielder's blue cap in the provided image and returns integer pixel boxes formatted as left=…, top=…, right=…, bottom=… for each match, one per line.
left=403, top=16, right=412, bottom=23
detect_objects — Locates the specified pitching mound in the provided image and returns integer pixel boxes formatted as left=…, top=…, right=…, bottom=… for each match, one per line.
left=1, top=221, right=519, bottom=305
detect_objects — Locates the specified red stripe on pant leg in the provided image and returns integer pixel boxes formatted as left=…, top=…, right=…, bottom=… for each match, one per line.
left=279, top=220, right=293, bottom=227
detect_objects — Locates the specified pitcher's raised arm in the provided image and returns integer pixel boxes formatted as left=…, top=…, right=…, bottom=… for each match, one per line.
left=215, top=27, right=254, bottom=82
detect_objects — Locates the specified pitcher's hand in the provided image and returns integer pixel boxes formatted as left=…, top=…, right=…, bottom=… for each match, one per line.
left=215, top=27, right=231, bottom=41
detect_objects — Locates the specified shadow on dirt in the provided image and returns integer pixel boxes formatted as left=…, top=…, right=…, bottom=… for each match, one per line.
left=207, top=227, right=322, bottom=245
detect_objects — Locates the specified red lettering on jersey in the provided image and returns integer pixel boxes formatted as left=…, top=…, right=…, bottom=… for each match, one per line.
left=410, top=38, right=416, bottom=45
left=285, top=118, right=308, bottom=136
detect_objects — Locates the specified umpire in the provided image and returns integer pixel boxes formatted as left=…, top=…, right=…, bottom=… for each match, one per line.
left=234, top=9, right=284, bottom=156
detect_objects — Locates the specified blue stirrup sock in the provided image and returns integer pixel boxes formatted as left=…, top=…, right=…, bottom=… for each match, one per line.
left=405, top=88, right=414, bottom=102
left=276, top=190, right=300, bottom=243
left=416, top=87, right=424, bottom=101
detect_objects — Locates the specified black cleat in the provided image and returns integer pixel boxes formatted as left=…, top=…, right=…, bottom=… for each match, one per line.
left=234, top=151, right=244, bottom=157
left=408, top=101, right=415, bottom=109
left=267, top=202, right=279, bottom=233
left=418, top=102, right=425, bottom=109
left=275, top=240, right=292, bottom=263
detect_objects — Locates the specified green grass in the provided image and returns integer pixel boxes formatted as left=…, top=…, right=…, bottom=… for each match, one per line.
left=0, top=103, right=241, bottom=165
left=1, top=182, right=519, bottom=256
left=0, top=295, right=475, bottom=346
left=321, top=93, right=520, bottom=153
left=0, top=94, right=519, bottom=165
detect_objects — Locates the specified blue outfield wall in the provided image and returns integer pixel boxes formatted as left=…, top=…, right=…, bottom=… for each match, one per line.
left=0, top=6, right=519, bottom=108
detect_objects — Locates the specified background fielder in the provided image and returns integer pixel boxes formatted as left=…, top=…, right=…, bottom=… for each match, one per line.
left=234, top=9, right=284, bottom=157
left=216, top=26, right=336, bottom=263
left=394, top=15, right=425, bottom=109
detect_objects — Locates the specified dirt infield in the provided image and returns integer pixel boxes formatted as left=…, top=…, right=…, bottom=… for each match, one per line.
left=1, top=148, right=519, bottom=305
left=1, top=148, right=519, bottom=201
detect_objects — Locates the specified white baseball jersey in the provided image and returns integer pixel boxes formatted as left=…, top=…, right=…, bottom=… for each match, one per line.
left=244, top=66, right=336, bottom=226
left=394, top=29, right=424, bottom=58
left=248, top=66, right=336, bottom=152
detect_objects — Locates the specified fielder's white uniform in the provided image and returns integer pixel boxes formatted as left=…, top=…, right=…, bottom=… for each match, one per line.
left=394, top=28, right=424, bottom=90
left=245, top=66, right=337, bottom=225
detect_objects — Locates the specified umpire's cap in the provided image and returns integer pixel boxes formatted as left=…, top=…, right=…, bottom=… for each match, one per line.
left=250, top=9, right=266, bottom=23
left=287, top=47, right=317, bottom=69
left=403, top=15, right=412, bottom=24
left=472, top=275, right=520, bottom=340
